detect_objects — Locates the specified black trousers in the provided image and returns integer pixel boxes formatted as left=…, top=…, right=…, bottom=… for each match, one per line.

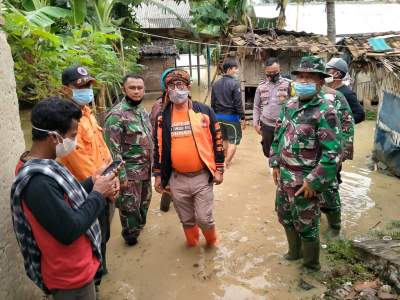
left=94, top=202, right=111, bottom=285
left=261, top=123, right=275, bottom=158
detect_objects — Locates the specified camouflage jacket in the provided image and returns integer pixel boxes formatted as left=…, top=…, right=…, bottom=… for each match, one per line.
left=322, top=86, right=355, bottom=161
left=269, top=92, right=342, bottom=192
left=104, top=98, right=153, bottom=181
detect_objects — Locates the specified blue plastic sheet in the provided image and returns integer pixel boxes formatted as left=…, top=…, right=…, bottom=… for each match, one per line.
left=373, top=92, right=400, bottom=177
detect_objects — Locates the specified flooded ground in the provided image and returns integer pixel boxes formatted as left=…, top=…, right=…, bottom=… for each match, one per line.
left=18, top=86, right=400, bottom=300
left=96, top=112, right=399, bottom=300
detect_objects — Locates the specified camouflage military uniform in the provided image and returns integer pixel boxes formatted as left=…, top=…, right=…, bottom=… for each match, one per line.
left=104, top=98, right=153, bottom=243
left=270, top=92, right=341, bottom=240
left=319, top=87, right=355, bottom=231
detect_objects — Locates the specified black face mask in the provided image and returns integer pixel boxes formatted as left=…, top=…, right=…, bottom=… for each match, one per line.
left=267, top=73, right=280, bottom=83
left=125, top=96, right=143, bottom=107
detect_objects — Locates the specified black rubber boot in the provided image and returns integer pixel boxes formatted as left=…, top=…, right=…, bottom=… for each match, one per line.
left=302, top=239, right=321, bottom=272
left=160, top=193, right=172, bottom=212
left=283, top=226, right=302, bottom=261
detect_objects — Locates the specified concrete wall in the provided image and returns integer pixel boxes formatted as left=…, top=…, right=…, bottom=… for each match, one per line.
left=0, top=32, right=41, bottom=299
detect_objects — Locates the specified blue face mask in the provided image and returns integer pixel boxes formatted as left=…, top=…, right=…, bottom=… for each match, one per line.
left=293, top=82, right=317, bottom=98
left=72, top=88, right=94, bottom=105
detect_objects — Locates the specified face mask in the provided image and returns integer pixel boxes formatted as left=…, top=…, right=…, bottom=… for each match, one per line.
left=32, top=126, right=77, bottom=158
left=56, top=136, right=77, bottom=157
left=72, top=88, right=94, bottom=105
left=294, top=82, right=318, bottom=98
left=325, top=76, right=334, bottom=84
left=169, top=90, right=189, bottom=104
left=125, top=96, right=143, bottom=107
left=267, top=73, right=280, bottom=83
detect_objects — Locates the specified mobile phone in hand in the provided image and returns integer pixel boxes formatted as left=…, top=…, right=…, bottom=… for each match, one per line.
left=102, top=160, right=123, bottom=176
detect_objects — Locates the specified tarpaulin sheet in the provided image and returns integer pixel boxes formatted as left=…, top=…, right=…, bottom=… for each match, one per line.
left=373, top=91, right=400, bottom=177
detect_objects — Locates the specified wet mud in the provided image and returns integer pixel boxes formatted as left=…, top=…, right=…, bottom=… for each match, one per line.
left=98, top=116, right=400, bottom=300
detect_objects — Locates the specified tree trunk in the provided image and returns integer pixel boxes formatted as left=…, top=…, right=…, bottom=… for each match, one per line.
left=326, top=0, right=336, bottom=43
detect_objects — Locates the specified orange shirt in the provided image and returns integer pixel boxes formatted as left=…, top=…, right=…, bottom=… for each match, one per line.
left=59, top=105, right=112, bottom=180
left=171, top=106, right=205, bottom=173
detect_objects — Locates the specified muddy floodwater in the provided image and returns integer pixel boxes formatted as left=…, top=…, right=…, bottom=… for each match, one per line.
left=98, top=113, right=399, bottom=300
left=19, top=93, right=400, bottom=300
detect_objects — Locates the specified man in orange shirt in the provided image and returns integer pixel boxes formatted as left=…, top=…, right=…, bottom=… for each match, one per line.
left=59, top=66, right=112, bottom=275
left=153, top=69, right=225, bottom=247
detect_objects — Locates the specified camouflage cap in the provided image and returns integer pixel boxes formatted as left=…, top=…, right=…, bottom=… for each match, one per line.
left=291, top=56, right=330, bottom=78
left=165, top=69, right=191, bottom=86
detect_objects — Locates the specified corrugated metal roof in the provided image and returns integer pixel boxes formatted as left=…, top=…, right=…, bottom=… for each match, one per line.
left=133, top=0, right=191, bottom=29
left=253, top=3, right=400, bottom=36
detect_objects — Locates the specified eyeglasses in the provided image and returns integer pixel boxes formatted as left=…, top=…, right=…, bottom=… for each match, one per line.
left=167, top=81, right=187, bottom=90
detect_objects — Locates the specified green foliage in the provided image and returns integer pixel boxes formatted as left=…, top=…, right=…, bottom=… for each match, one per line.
left=326, top=239, right=360, bottom=263
left=324, top=240, right=375, bottom=289
left=69, top=0, right=87, bottom=25
left=371, top=220, right=400, bottom=240
left=190, top=0, right=229, bottom=35
left=3, top=12, right=139, bottom=102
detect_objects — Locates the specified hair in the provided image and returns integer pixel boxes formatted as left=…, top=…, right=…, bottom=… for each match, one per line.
left=265, top=57, right=280, bottom=67
left=31, top=96, right=82, bottom=141
left=223, top=59, right=239, bottom=73
left=122, top=73, right=145, bottom=86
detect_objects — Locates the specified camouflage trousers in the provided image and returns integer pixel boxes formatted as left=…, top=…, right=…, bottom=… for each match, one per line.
left=116, top=179, right=152, bottom=242
left=276, top=167, right=320, bottom=241
left=319, top=188, right=341, bottom=213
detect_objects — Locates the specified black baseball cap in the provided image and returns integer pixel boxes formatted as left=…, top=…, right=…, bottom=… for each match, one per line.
left=61, top=66, right=96, bottom=87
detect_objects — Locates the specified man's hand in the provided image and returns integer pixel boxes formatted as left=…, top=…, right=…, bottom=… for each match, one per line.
left=295, top=180, right=317, bottom=198
left=93, top=172, right=120, bottom=200
left=272, top=167, right=280, bottom=186
left=154, top=176, right=163, bottom=194
left=93, top=165, right=107, bottom=183
left=255, top=125, right=262, bottom=135
left=241, top=120, right=247, bottom=130
left=213, top=171, right=223, bottom=185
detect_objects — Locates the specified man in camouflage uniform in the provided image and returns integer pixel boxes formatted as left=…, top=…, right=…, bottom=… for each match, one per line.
left=253, top=57, right=291, bottom=162
left=320, top=85, right=354, bottom=236
left=270, top=56, right=341, bottom=271
left=104, top=74, right=153, bottom=246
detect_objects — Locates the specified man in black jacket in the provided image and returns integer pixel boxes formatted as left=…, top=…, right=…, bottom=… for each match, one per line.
left=326, top=58, right=365, bottom=124
left=12, top=98, right=120, bottom=299
left=211, top=59, right=245, bottom=168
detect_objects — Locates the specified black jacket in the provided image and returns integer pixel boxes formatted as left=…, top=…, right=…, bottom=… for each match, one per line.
left=211, top=75, right=244, bottom=119
left=337, top=85, right=365, bottom=124
left=22, top=176, right=104, bottom=245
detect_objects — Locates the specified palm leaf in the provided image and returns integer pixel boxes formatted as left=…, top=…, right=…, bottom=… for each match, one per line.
left=69, top=0, right=86, bottom=25
left=25, top=6, right=71, bottom=27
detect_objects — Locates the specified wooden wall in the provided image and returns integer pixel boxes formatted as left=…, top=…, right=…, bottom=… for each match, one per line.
left=139, top=57, right=176, bottom=92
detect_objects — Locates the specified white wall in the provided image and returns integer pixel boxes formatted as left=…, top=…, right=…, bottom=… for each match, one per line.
left=0, top=32, right=41, bottom=299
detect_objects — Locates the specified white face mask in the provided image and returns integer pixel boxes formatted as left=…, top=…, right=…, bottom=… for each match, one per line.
left=32, top=125, right=77, bottom=158
left=55, top=136, right=77, bottom=157
left=169, top=90, right=189, bottom=104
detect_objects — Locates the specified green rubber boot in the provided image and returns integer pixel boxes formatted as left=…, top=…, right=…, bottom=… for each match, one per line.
left=302, top=239, right=321, bottom=272
left=284, top=226, right=302, bottom=261
left=326, top=209, right=341, bottom=238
